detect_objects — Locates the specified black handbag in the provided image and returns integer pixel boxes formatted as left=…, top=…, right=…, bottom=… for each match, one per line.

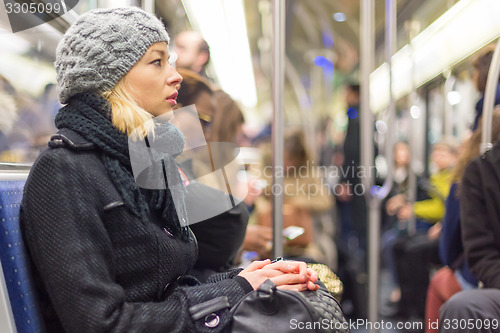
left=230, top=279, right=349, bottom=332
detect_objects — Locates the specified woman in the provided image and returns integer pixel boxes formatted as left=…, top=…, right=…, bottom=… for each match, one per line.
left=20, top=7, right=318, bottom=332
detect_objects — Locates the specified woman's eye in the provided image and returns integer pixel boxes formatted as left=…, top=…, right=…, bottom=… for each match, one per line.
left=152, top=59, right=161, bottom=66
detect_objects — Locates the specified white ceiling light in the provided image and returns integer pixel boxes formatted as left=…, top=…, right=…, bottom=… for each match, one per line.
left=447, top=91, right=462, bottom=105
left=333, top=12, right=346, bottom=22
left=181, top=0, right=258, bottom=108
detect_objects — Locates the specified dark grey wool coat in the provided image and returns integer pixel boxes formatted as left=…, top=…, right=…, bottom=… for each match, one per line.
left=461, top=140, right=500, bottom=290
left=20, top=129, right=251, bottom=333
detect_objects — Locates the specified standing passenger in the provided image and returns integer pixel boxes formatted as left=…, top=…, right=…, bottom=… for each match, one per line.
left=470, top=45, right=500, bottom=131
left=174, top=30, right=211, bottom=78
left=20, top=7, right=319, bottom=332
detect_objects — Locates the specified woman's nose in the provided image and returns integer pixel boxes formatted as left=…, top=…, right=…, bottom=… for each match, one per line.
left=167, top=68, right=183, bottom=87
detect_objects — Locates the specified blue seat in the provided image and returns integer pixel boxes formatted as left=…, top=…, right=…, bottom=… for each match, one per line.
left=0, top=179, right=45, bottom=333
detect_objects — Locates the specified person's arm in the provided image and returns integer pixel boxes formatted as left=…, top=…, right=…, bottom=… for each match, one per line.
left=412, top=197, right=445, bottom=222
left=461, top=159, right=500, bottom=288
left=256, top=200, right=312, bottom=250
left=21, top=150, right=247, bottom=333
left=413, top=171, right=452, bottom=222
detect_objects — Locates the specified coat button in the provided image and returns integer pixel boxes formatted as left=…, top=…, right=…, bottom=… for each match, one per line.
left=204, top=313, right=220, bottom=328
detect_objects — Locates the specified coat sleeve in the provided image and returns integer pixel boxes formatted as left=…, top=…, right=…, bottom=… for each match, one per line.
left=461, top=160, right=500, bottom=288
left=21, top=149, right=246, bottom=333
left=413, top=171, right=451, bottom=223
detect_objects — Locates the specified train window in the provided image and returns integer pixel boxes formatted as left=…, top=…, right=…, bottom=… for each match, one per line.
left=0, top=22, right=60, bottom=166
left=0, top=0, right=186, bottom=169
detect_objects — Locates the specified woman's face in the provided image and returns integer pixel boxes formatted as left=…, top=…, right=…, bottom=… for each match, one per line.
left=394, top=142, right=410, bottom=167
left=431, top=145, right=457, bottom=171
left=124, top=42, right=183, bottom=117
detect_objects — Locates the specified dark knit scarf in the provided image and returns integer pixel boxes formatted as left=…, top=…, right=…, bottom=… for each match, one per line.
left=55, top=93, right=191, bottom=241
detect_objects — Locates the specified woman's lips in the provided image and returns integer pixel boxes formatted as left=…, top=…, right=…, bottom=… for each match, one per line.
left=167, top=91, right=178, bottom=105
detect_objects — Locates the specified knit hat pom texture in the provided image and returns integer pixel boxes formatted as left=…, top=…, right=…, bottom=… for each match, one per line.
left=55, top=7, right=170, bottom=104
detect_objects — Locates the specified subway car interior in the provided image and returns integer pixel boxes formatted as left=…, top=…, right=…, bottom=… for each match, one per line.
left=1, top=0, right=500, bottom=332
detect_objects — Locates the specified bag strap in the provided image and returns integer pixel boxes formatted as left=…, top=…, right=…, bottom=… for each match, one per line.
left=189, top=296, right=230, bottom=321
left=256, top=279, right=276, bottom=302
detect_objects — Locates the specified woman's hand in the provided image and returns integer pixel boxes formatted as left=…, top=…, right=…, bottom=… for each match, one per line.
left=238, top=259, right=319, bottom=292
left=386, top=194, right=406, bottom=215
left=242, top=225, right=273, bottom=258
left=396, top=203, right=412, bottom=220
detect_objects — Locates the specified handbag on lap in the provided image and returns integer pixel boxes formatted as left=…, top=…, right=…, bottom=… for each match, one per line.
left=230, top=279, right=349, bottom=333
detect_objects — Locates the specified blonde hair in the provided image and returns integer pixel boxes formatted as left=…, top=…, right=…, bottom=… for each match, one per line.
left=452, top=106, right=500, bottom=184
left=101, top=78, right=154, bottom=139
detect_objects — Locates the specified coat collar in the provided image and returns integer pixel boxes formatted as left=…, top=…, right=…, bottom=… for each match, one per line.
left=48, top=128, right=95, bottom=150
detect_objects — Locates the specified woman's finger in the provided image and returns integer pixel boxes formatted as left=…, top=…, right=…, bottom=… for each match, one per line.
left=307, top=280, right=320, bottom=291
left=270, top=273, right=308, bottom=286
left=306, top=268, right=318, bottom=282
left=263, top=261, right=308, bottom=278
left=277, top=283, right=308, bottom=292
left=244, top=259, right=271, bottom=272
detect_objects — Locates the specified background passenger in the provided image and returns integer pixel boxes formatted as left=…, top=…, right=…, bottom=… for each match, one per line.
left=470, top=45, right=500, bottom=131
left=180, top=84, right=250, bottom=281
left=253, top=128, right=333, bottom=263
left=174, top=67, right=215, bottom=141
left=173, top=30, right=211, bottom=79
left=0, top=79, right=18, bottom=159
left=425, top=109, right=500, bottom=332
left=439, top=111, right=500, bottom=333
left=381, top=141, right=413, bottom=307
left=390, top=140, right=458, bottom=321
left=336, top=83, right=367, bottom=255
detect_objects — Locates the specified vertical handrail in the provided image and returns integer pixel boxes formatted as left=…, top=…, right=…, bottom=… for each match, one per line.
left=443, top=76, right=457, bottom=138
left=271, top=0, right=285, bottom=259
left=406, top=21, right=419, bottom=237
left=360, top=0, right=379, bottom=331
left=481, top=41, right=500, bottom=153
left=360, top=0, right=374, bottom=208
left=375, top=0, right=397, bottom=200
left=142, top=0, right=155, bottom=13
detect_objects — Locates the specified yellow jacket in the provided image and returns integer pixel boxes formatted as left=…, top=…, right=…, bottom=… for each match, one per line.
left=413, top=168, right=453, bottom=223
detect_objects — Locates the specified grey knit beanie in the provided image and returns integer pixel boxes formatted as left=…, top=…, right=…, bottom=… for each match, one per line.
left=55, top=7, right=170, bottom=104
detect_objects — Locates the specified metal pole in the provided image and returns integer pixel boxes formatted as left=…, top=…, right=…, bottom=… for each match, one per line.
left=142, top=0, right=155, bottom=14
left=361, top=0, right=378, bottom=331
left=365, top=5, right=397, bottom=328
left=481, top=41, right=500, bottom=153
left=271, top=0, right=285, bottom=259
left=376, top=0, right=396, bottom=200
left=406, top=21, right=419, bottom=237
left=443, top=76, right=456, bottom=138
